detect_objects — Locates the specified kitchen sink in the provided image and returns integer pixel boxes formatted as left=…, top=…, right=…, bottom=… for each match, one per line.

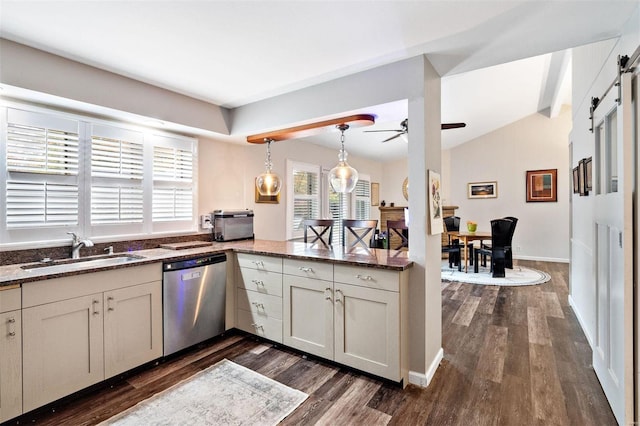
left=21, top=254, right=145, bottom=274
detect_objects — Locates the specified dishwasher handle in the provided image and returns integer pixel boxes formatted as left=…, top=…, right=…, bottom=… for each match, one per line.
left=163, top=253, right=227, bottom=272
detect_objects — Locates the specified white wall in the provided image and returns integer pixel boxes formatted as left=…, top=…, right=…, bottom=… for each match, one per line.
left=198, top=136, right=383, bottom=240
left=569, top=5, right=640, bottom=348
left=448, top=107, right=572, bottom=262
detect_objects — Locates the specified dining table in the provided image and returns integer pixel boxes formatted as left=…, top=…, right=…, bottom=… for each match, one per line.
left=448, top=230, right=492, bottom=273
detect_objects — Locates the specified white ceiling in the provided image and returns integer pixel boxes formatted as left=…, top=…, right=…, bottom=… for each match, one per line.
left=0, top=1, right=636, bottom=160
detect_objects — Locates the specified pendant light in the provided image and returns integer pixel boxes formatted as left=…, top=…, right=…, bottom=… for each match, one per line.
left=329, top=124, right=358, bottom=193
left=256, top=138, right=282, bottom=196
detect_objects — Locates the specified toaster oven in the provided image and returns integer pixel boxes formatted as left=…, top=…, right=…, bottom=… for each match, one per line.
left=212, top=210, right=254, bottom=242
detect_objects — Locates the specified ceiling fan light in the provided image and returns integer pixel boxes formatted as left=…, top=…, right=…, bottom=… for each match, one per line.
left=256, top=139, right=282, bottom=196
left=329, top=124, right=359, bottom=193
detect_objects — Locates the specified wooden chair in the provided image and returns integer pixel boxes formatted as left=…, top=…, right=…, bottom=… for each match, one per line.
left=442, top=216, right=473, bottom=268
left=303, top=219, right=334, bottom=246
left=342, top=219, right=378, bottom=250
left=386, top=219, right=408, bottom=250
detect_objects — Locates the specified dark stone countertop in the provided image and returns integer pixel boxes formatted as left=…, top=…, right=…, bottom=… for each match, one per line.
left=0, top=240, right=413, bottom=288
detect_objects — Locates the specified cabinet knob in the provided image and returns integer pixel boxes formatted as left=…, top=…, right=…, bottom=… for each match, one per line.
left=335, top=288, right=343, bottom=303
left=92, top=299, right=100, bottom=315
left=7, top=317, right=15, bottom=324
left=7, top=316, right=16, bottom=338
left=325, top=287, right=332, bottom=301
left=107, top=296, right=115, bottom=311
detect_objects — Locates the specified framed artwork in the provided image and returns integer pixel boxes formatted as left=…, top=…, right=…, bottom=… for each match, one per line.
left=467, top=181, right=498, bottom=199
left=578, top=160, right=587, bottom=196
left=526, top=169, right=557, bottom=202
left=572, top=167, right=580, bottom=194
left=254, top=179, right=280, bottom=204
left=585, top=157, right=593, bottom=192
left=427, top=170, right=443, bottom=235
left=371, top=182, right=380, bottom=206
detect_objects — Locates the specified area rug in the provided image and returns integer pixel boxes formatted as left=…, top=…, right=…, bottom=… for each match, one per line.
left=100, top=359, right=308, bottom=426
left=441, top=261, right=550, bottom=286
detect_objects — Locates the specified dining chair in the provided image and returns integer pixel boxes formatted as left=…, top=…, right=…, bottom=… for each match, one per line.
left=386, top=219, right=408, bottom=250
left=303, top=219, right=334, bottom=246
left=442, top=216, right=462, bottom=270
left=474, top=218, right=513, bottom=277
left=442, top=216, right=474, bottom=267
left=481, top=216, right=518, bottom=268
left=342, top=219, right=378, bottom=250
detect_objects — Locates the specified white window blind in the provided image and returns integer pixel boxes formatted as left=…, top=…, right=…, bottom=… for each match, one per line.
left=5, top=109, right=80, bottom=230
left=354, top=179, right=371, bottom=220
left=6, top=181, right=78, bottom=228
left=152, top=141, right=194, bottom=222
left=90, top=125, right=144, bottom=226
left=328, top=188, right=348, bottom=245
left=287, top=161, right=320, bottom=240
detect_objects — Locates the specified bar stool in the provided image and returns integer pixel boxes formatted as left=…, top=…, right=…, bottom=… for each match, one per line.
left=303, top=219, right=334, bottom=246
left=342, top=219, right=378, bottom=250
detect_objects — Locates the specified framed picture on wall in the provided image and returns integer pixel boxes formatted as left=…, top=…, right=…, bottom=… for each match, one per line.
left=585, top=157, right=593, bottom=192
left=427, top=170, right=443, bottom=235
left=527, top=168, right=557, bottom=202
left=467, top=181, right=498, bottom=199
left=572, top=167, right=580, bottom=194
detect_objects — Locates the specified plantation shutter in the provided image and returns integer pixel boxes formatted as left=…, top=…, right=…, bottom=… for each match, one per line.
left=328, top=189, right=349, bottom=246
left=5, top=108, right=79, bottom=228
left=90, top=125, right=144, bottom=224
left=152, top=141, right=194, bottom=222
left=291, top=167, right=320, bottom=239
left=354, top=179, right=371, bottom=220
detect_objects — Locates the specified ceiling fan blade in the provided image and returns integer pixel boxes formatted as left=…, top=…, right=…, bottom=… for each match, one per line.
left=364, top=129, right=403, bottom=133
left=381, top=133, right=403, bottom=143
left=441, top=122, right=466, bottom=130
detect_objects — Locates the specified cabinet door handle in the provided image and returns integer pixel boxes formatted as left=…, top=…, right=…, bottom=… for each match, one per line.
left=107, top=296, right=115, bottom=311
left=7, top=316, right=16, bottom=338
left=252, top=260, right=264, bottom=268
left=335, top=288, right=343, bottom=303
left=251, top=279, right=264, bottom=287
left=356, top=274, right=373, bottom=281
left=92, top=299, right=100, bottom=315
left=251, top=323, right=264, bottom=331
left=325, top=287, right=332, bottom=301
left=251, top=302, right=265, bottom=310
left=299, top=266, right=314, bottom=273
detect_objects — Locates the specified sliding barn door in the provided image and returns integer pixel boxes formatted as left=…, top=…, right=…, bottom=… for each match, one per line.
left=592, top=72, right=634, bottom=425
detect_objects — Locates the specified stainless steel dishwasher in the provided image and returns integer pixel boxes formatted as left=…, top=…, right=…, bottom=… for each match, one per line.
left=162, top=253, right=226, bottom=356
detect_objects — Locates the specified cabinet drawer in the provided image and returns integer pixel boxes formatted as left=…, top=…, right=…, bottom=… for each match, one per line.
left=0, top=288, right=21, bottom=313
left=283, top=258, right=333, bottom=281
left=236, top=308, right=282, bottom=343
left=237, top=253, right=282, bottom=273
left=237, top=289, right=283, bottom=320
left=334, top=264, right=399, bottom=292
left=237, top=268, right=282, bottom=297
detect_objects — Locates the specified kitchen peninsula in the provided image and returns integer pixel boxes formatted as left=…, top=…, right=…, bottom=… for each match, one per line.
left=0, top=239, right=412, bottom=422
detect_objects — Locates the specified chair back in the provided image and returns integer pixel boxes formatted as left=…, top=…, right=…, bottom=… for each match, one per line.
left=386, top=219, right=408, bottom=250
left=303, top=219, right=334, bottom=246
left=490, top=218, right=513, bottom=248
left=503, top=216, right=518, bottom=245
left=342, top=219, right=378, bottom=249
left=443, top=216, right=461, bottom=245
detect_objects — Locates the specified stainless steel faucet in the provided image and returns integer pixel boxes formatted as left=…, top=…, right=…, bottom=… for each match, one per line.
left=67, top=232, right=94, bottom=259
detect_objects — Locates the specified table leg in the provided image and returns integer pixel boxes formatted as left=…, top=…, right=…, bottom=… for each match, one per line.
left=463, top=236, right=468, bottom=273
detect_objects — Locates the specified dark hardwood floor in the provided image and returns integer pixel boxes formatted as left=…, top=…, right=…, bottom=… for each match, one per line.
left=7, top=260, right=616, bottom=425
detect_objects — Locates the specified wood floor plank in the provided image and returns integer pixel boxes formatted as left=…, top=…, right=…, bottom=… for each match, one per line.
left=542, top=291, right=565, bottom=318
left=477, top=285, right=499, bottom=314
left=527, top=306, right=552, bottom=345
left=452, top=294, right=481, bottom=326
left=529, top=343, right=570, bottom=425
left=314, top=377, right=390, bottom=426
left=474, top=325, right=508, bottom=383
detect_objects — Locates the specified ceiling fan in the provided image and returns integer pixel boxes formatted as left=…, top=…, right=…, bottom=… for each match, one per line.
left=364, top=118, right=466, bottom=143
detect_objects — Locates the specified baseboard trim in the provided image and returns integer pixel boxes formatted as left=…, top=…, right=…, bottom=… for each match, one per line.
left=409, top=347, right=443, bottom=387
left=568, top=294, right=593, bottom=348
left=514, top=255, right=569, bottom=263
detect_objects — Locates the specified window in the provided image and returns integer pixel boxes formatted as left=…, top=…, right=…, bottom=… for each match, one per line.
left=286, top=160, right=320, bottom=240
left=1, top=105, right=197, bottom=246
left=353, top=178, right=371, bottom=220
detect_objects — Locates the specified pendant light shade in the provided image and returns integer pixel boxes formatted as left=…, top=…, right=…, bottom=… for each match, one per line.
left=329, top=124, right=358, bottom=193
left=256, top=139, right=282, bottom=196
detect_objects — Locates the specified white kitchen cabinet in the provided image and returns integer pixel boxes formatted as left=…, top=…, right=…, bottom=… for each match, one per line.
left=333, top=282, right=400, bottom=381
left=22, top=293, right=105, bottom=412
left=235, top=253, right=283, bottom=342
left=22, top=264, right=162, bottom=412
left=283, top=274, right=334, bottom=359
left=0, top=288, right=22, bottom=422
left=104, top=281, right=162, bottom=378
